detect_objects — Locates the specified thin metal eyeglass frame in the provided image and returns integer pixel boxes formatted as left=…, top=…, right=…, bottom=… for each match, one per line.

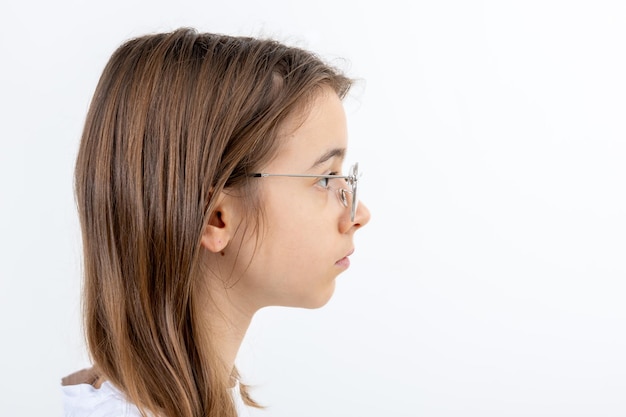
left=250, top=163, right=359, bottom=221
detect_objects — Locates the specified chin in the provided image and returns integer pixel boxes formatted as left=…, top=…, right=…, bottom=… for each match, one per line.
left=299, top=283, right=337, bottom=309
left=300, top=298, right=332, bottom=310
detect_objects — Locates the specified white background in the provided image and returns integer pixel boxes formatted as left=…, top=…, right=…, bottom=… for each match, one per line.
left=1, top=1, right=625, bottom=416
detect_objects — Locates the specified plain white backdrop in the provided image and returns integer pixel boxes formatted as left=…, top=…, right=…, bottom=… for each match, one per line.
left=1, top=1, right=625, bottom=416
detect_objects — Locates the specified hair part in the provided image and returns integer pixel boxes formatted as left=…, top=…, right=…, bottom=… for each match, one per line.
left=75, top=27, right=352, bottom=417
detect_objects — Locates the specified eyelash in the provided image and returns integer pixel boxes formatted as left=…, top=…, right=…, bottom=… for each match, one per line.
left=316, top=172, right=339, bottom=189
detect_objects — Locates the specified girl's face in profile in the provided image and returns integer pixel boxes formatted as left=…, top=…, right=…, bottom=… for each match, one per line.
left=225, top=87, right=371, bottom=311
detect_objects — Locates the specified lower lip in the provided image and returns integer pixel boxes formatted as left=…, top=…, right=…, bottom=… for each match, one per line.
left=335, top=256, right=350, bottom=268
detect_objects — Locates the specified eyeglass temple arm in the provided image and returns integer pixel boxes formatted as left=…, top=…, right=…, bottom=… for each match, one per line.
left=250, top=173, right=354, bottom=180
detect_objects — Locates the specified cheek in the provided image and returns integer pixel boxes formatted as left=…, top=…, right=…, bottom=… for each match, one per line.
left=251, top=187, right=339, bottom=274
left=250, top=220, right=336, bottom=295
left=264, top=207, right=334, bottom=264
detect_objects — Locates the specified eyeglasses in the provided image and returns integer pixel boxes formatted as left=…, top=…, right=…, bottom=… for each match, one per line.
left=250, top=163, right=360, bottom=221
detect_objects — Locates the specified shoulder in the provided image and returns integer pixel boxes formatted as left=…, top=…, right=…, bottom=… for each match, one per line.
left=62, top=371, right=142, bottom=417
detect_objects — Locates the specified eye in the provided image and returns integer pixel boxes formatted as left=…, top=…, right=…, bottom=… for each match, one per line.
left=316, top=177, right=330, bottom=188
left=316, top=172, right=339, bottom=189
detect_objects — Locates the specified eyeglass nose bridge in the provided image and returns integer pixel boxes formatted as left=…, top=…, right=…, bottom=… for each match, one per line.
left=337, top=188, right=351, bottom=208
left=336, top=188, right=357, bottom=222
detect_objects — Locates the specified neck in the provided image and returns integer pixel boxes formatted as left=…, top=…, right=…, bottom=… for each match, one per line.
left=194, top=274, right=256, bottom=381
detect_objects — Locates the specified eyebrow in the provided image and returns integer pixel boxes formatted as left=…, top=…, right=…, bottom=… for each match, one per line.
left=310, top=148, right=346, bottom=170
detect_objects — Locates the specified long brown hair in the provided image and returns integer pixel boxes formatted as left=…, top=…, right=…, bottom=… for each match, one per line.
left=74, top=28, right=352, bottom=417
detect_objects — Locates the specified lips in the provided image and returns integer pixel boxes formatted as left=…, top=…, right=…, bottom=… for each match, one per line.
left=335, top=248, right=354, bottom=268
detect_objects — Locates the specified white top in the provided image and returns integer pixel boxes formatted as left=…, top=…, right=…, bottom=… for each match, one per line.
left=62, top=380, right=250, bottom=417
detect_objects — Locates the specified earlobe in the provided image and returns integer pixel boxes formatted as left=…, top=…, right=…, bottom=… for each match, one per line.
left=200, top=209, right=230, bottom=253
left=200, top=191, right=239, bottom=253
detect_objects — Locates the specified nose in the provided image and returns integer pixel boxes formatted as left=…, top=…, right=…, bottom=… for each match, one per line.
left=354, top=200, right=371, bottom=228
left=340, top=199, right=370, bottom=233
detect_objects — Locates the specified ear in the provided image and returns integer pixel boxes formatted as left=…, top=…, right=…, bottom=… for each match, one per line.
left=200, top=193, right=238, bottom=253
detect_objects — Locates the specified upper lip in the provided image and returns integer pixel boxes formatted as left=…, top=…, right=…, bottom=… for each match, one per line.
left=336, top=249, right=354, bottom=263
left=336, top=248, right=354, bottom=263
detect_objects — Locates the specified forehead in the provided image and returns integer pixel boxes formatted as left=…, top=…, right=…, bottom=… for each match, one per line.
left=269, top=88, right=348, bottom=172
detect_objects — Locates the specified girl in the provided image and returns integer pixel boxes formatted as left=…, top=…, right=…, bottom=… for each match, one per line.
left=62, top=27, right=370, bottom=417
